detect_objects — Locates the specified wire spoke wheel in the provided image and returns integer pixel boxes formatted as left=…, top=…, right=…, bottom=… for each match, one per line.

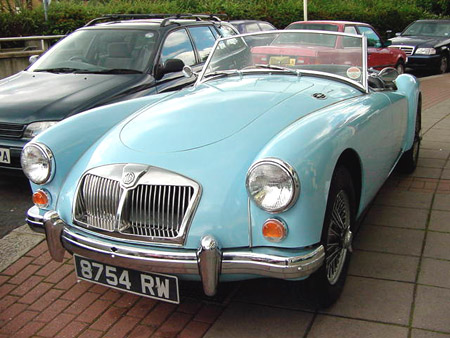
left=326, top=190, right=351, bottom=285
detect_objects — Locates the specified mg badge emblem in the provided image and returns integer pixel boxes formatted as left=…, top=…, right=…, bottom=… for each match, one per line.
left=122, top=172, right=136, bottom=185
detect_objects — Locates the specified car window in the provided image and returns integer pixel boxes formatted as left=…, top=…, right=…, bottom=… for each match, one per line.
left=246, top=23, right=261, bottom=33
left=403, top=21, right=450, bottom=37
left=344, top=26, right=357, bottom=34
left=357, top=26, right=382, bottom=48
left=188, top=26, right=217, bottom=62
left=217, top=24, right=237, bottom=37
left=160, top=29, right=196, bottom=66
left=287, top=23, right=339, bottom=31
left=259, top=22, right=275, bottom=31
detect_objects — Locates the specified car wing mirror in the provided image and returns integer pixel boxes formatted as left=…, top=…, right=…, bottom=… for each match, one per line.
left=163, top=58, right=185, bottom=74
left=29, top=55, right=39, bottom=65
left=379, top=67, right=398, bottom=82
left=182, top=65, right=198, bottom=79
left=383, top=40, right=392, bottom=47
left=395, top=32, right=401, bottom=37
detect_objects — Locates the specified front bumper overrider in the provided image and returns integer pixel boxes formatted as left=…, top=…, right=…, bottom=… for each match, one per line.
left=27, top=206, right=325, bottom=296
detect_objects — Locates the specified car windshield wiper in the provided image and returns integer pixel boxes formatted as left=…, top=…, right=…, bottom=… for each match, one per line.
left=34, top=67, right=85, bottom=74
left=252, top=64, right=301, bottom=75
left=203, top=69, right=243, bottom=80
left=88, top=69, right=143, bottom=74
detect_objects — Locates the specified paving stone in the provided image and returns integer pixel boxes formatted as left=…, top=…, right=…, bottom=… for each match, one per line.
left=413, top=285, right=450, bottom=333
left=418, top=258, right=450, bottom=289
left=354, top=225, right=425, bottom=256
left=433, top=194, right=450, bottom=211
left=420, top=149, right=450, bottom=160
left=411, top=329, right=450, bottom=337
left=322, top=276, right=414, bottom=325
left=420, top=140, right=450, bottom=152
left=416, top=158, right=446, bottom=169
left=205, top=302, right=313, bottom=338
left=308, top=315, right=408, bottom=338
left=364, top=205, right=428, bottom=229
left=423, top=232, right=450, bottom=260
left=349, top=250, right=419, bottom=282
left=429, top=210, right=450, bottom=232
left=441, top=169, right=450, bottom=180
left=374, top=190, right=433, bottom=209
left=411, top=166, right=442, bottom=179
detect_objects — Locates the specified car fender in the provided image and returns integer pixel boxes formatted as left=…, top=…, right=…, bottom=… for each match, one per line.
left=395, top=74, right=421, bottom=151
left=29, top=92, right=174, bottom=212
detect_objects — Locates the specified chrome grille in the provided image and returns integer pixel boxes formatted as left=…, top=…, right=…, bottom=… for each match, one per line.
left=73, top=164, right=201, bottom=245
left=75, top=174, right=123, bottom=231
left=390, top=45, right=414, bottom=56
left=0, top=123, right=25, bottom=139
left=126, top=185, right=194, bottom=237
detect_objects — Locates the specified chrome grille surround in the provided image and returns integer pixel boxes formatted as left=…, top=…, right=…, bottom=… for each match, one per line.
left=390, top=45, right=415, bottom=56
left=73, top=164, right=201, bottom=246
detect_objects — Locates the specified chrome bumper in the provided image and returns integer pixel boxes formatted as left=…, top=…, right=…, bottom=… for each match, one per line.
left=27, top=208, right=325, bottom=296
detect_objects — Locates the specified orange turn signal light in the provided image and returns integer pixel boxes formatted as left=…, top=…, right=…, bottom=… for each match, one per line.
left=33, top=190, right=49, bottom=208
left=262, top=219, right=287, bottom=242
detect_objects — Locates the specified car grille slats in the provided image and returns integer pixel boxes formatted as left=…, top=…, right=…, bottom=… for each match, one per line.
left=73, top=164, right=200, bottom=245
left=391, top=45, right=414, bottom=56
left=76, top=174, right=123, bottom=231
left=127, top=185, right=194, bottom=238
left=0, top=123, right=26, bottom=139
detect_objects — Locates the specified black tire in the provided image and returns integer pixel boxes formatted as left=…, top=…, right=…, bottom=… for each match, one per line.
left=438, top=55, right=448, bottom=74
left=397, top=96, right=422, bottom=174
left=307, top=166, right=356, bottom=308
left=395, top=60, right=405, bottom=75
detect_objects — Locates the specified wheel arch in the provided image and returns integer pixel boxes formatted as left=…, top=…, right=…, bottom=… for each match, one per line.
left=334, top=149, right=362, bottom=215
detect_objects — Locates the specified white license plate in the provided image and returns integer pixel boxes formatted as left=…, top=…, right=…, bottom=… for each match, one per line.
left=0, top=148, right=11, bottom=164
left=74, top=255, right=180, bottom=304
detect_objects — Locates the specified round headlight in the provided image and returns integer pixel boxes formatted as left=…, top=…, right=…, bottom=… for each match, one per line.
left=21, top=142, right=54, bottom=184
left=246, top=158, right=299, bottom=213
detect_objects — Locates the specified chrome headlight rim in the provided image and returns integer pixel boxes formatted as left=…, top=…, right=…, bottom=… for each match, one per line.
left=21, top=142, right=55, bottom=185
left=246, top=157, right=300, bottom=214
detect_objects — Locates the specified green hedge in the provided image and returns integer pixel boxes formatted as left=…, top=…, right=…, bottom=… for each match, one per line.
left=0, top=0, right=445, bottom=38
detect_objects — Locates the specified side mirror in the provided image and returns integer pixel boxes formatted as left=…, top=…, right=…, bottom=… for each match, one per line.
left=395, top=32, right=401, bottom=37
left=383, top=40, right=392, bottom=47
left=163, top=58, right=185, bottom=74
left=29, top=55, right=39, bottom=65
left=379, top=67, right=399, bottom=84
left=182, top=65, right=195, bottom=78
left=154, top=58, right=185, bottom=80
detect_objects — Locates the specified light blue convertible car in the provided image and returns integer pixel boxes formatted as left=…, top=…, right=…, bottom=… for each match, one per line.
left=22, top=30, right=421, bottom=307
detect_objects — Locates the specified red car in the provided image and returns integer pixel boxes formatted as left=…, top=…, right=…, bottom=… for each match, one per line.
left=286, top=20, right=407, bottom=73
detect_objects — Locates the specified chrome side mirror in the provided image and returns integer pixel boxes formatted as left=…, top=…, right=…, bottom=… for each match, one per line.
left=182, top=66, right=196, bottom=78
left=379, top=67, right=399, bottom=82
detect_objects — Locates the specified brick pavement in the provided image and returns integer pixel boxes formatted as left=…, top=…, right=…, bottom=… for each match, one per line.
left=1, top=73, right=450, bottom=337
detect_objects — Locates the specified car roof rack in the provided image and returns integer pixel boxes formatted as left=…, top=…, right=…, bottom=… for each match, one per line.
left=84, top=13, right=228, bottom=27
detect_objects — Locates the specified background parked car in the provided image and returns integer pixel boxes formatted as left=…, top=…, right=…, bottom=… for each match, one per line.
left=0, top=14, right=238, bottom=175
left=229, top=20, right=276, bottom=34
left=286, top=20, right=407, bottom=74
left=389, top=19, right=450, bottom=74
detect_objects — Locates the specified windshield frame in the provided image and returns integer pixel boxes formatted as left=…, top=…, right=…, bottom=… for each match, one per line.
left=196, top=30, right=368, bottom=93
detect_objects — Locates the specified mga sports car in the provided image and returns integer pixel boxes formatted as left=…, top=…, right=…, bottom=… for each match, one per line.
left=23, top=30, right=421, bottom=307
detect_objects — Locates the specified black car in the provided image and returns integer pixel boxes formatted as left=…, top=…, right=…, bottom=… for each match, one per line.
left=389, top=19, right=450, bottom=74
left=0, top=14, right=238, bottom=174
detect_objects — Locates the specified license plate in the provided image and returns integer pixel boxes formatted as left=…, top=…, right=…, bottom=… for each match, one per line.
left=74, top=255, right=180, bottom=304
left=269, top=56, right=295, bottom=66
left=0, top=148, right=11, bottom=164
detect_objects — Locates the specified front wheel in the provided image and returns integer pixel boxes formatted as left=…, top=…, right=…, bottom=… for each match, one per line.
left=395, top=60, right=405, bottom=75
left=307, top=166, right=356, bottom=308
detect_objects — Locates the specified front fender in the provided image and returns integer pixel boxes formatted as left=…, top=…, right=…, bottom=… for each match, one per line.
left=29, top=92, right=173, bottom=213
left=395, top=74, right=421, bottom=151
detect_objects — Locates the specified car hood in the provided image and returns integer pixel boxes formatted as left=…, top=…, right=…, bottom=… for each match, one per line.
left=120, top=75, right=353, bottom=153
left=390, top=35, right=450, bottom=48
left=0, top=71, right=151, bottom=124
